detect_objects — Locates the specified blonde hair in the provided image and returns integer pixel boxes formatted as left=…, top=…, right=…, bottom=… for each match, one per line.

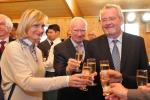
left=99, top=4, right=124, bottom=20
left=0, top=14, right=13, bottom=32
left=17, top=9, right=48, bottom=39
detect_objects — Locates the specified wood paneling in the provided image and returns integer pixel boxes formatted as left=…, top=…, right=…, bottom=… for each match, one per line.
left=12, top=16, right=150, bottom=61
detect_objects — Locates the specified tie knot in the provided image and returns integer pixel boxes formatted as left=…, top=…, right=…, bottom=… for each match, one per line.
left=0, top=41, right=6, bottom=45
left=76, top=43, right=83, bottom=52
left=50, top=41, right=53, bottom=46
left=112, top=40, right=118, bottom=44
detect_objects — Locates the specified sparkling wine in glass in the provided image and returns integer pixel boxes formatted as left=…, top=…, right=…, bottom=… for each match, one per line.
left=87, top=58, right=96, bottom=86
left=136, top=69, right=148, bottom=87
left=80, top=63, right=91, bottom=91
left=75, top=51, right=83, bottom=72
left=100, top=60, right=110, bottom=96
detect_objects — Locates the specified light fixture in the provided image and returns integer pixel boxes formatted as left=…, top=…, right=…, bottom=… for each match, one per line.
left=142, top=12, right=150, bottom=22
left=127, top=12, right=136, bottom=23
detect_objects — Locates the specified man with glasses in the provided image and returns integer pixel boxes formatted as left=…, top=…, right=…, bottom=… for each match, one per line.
left=54, top=17, right=104, bottom=100
left=88, top=3, right=149, bottom=92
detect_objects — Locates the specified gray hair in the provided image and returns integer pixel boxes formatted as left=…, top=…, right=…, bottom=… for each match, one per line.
left=0, top=14, right=13, bottom=31
left=99, top=4, right=124, bottom=21
left=69, top=17, right=88, bottom=30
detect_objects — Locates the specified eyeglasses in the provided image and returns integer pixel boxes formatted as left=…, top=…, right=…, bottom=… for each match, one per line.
left=0, top=23, right=6, bottom=27
left=72, top=29, right=86, bottom=33
left=101, top=16, right=117, bottom=22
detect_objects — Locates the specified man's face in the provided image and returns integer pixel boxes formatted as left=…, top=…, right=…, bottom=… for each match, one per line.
left=0, top=19, right=10, bottom=38
left=101, top=8, right=123, bottom=38
left=71, top=21, right=86, bottom=43
left=47, top=29, right=59, bottom=41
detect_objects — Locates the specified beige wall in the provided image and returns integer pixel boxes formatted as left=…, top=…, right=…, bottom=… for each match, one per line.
left=12, top=16, right=150, bottom=61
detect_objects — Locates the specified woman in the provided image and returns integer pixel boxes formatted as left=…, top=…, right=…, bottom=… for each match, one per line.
left=1, top=9, right=91, bottom=100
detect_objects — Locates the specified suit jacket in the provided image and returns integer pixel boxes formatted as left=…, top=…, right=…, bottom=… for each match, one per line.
left=1, top=40, right=69, bottom=100
left=54, top=38, right=104, bottom=100
left=128, top=89, right=150, bottom=100
left=89, top=32, right=149, bottom=89
left=38, top=39, right=51, bottom=59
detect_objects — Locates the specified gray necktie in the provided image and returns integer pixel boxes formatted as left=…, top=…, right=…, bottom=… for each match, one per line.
left=112, top=40, right=120, bottom=71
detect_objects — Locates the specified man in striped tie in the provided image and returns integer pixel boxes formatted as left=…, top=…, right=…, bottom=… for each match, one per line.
left=88, top=3, right=149, bottom=95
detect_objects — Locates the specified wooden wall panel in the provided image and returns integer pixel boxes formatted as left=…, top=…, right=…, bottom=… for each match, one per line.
left=12, top=16, right=150, bottom=61
left=48, top=17, right=72, bottom=38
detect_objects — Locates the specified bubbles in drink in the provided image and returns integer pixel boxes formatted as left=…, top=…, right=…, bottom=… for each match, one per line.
left=136, top=75, right=148, bottom=86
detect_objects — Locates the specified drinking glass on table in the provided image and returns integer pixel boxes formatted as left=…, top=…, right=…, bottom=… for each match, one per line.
left=75, top=50, right=83, bottom=72
left=100, top=60, right=110, bottom=96
left=80, top=63, right=91, bottom=91
left=136, top=69, right=148, bottom=87
left=87, top=58, right=96, bottom=86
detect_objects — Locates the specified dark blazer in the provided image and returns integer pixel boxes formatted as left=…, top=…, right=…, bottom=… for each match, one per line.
left=54, top=38, right=104, bottom=100
left=38, top=39, right=51, bottom=59
left=89, top=32, right=149, bottom=89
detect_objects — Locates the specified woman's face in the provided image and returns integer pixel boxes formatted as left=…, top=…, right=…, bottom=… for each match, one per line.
left=27, top=22, right=45, bottom=44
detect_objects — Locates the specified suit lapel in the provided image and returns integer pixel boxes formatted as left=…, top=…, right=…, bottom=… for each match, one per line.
left=44, top=40, right=51, bottom=50
left=120, top=33, right=129, bottom=71
left=98, top=35, right=115, bottom=69
left=83, top=40, right=89, bottom=60
left=66, top=39, right=76, bottom=58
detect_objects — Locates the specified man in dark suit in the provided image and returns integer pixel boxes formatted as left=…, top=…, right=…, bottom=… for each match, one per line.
left=54, top=17, right=104, bottom=100
left=0, top=14, right=16, bottom=100
left=89, top=4, right=149, bottom=91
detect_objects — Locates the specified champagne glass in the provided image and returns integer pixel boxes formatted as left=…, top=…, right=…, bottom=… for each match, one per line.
left=136, top=69, right=148, bottom=87
left=87, top=58, right=96, bottom=86
left=75, top=50, right=83, bottom=72
left=80, top=63, right=91, bottom=91
left=100, top=60, right=110, bottom=96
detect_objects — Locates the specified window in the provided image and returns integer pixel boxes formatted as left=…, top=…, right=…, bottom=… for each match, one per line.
left=121, top=23, right=139, bottom=36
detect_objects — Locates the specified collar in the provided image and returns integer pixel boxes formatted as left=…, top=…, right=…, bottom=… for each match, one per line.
left=52, top=38, right=61, bottom=44
left=20, top=38, right=37, bottom=48
left=107, top=33, right=122, bottom=44
left=0, top=37, right=9, bottom=43
left=70, top=38, right=84, bottom=48
left=47, top=39, right=52, bottom=44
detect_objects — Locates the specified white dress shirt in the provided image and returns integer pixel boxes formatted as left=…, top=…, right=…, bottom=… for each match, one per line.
left=44, top=38, right=62, bottom=72
left=107, top=34, right=122, bottom=59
